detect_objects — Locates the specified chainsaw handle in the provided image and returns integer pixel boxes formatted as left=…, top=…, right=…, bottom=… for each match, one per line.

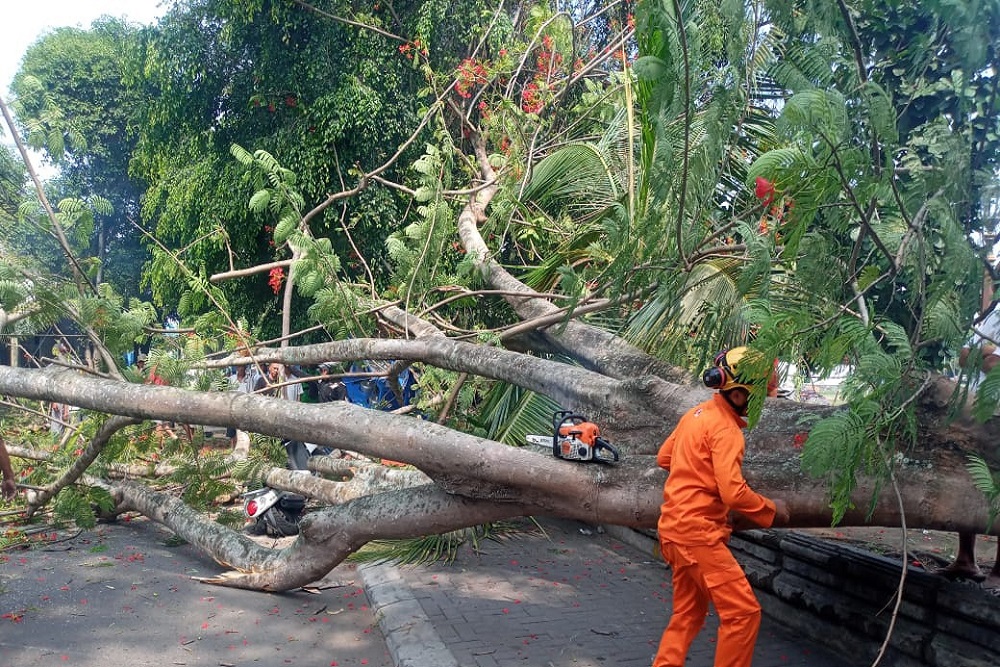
left=594, top=437, right=620, bottom=462
left=552, top=411, right=589, bottom=432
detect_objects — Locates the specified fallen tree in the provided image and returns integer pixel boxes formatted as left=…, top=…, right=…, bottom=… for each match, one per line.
left=0, top=335, right=995, bottom=591
left=3, top=0, right=1000, bottom=596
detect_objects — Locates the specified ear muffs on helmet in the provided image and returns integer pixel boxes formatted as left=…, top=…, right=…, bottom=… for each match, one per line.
left=702, top=347, right=754, bottom=392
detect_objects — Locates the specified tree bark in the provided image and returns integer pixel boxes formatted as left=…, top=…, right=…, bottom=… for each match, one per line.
left=0, top=360, right=996, bottom=591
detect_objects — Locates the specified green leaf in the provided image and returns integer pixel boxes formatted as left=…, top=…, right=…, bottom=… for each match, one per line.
left=248, top=189, right=271, bottom=213
left=414, top=186, right=437, bottom=203
left=273, top=214, right=297, bottom=245
left=230, top=143, right=253, bottom=166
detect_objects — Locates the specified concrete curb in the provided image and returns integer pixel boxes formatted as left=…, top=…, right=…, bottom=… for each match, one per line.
left=359, top=561, right=460, bottom=667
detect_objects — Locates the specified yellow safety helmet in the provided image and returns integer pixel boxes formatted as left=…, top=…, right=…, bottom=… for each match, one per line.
left=702, top=347, right=759, bottom=393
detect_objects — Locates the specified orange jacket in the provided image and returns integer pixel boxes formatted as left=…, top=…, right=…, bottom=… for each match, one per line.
left=657, top=393, right=776, bottom=545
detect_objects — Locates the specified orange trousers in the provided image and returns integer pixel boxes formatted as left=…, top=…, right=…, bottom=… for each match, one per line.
left=652, top=541, right=761, bottom=667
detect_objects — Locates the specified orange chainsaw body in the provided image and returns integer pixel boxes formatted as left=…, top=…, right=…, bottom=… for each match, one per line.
left=552, top=412, right=620, bottom=463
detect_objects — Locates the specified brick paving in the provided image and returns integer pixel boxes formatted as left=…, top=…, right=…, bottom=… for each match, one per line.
left=382, top=516, right=853, bottom=667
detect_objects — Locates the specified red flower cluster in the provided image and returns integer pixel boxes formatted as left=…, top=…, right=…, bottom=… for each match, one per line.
left=754, top=177, right=795, bottom=234
left=536, top=35, right=564, bottom=73
left=456, top=58, right=489, bottom=99
left=268, top=267, right=285, bottom=295
left=521, top=81, right=543, bottom=113
left=398, top=39, right=427, bottom=61
left=477, top=100, right=491, bottom=121
left=755, top=177, right=776, bottom=207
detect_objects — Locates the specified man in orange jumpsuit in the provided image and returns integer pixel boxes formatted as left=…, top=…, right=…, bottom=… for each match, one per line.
left=653, top=347, right=790, bottom=667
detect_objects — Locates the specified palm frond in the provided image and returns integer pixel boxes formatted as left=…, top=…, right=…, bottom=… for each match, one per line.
left=477, top=381, right=561, bottom=446
left=347, top=521, right=531, bottom=565
left=966, top=455, right=1000, bottom=532
left=521, top=143, right=620, bottom=222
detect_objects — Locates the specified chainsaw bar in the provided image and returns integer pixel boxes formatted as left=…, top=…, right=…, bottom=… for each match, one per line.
left=525, top=435, right=552, bottom=447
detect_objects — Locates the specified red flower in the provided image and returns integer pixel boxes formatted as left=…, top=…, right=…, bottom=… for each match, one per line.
left=792, top=432, right=808, bottom=449
left=755, top=177, right=775, bottom=207
left=455, top=58, right=489, bottom=99
left=268, top=268, right=285, bottom=295
left=521, top=82, right=544, bottom=113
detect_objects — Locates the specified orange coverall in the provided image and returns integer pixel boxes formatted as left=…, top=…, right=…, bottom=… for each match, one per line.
left=653, top=393, right=777, bottom=667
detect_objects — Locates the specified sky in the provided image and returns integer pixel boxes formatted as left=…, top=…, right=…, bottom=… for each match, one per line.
left=1, top=0, right=165, bottom=96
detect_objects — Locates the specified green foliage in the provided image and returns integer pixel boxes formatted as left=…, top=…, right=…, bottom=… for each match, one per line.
left=966, top=455, right=1000, bottom=533
left=167, top=449, right=240, bottom=509
left=974, top=364, right=1000, bottom=423
left=348, top=521, right=529, bottom=565
left=622, top=0, right=1000, bottom=517
left=51, top=485, right=115, bottom=530
left=800, top=402, right=874, bottom=524
left=477, top=382, right=562, bottom=446
left=4, top=0, right=1000, bottom=541
left=778, top=89, right=849, bottom=143
left=12, top=19, right=150, bottom=297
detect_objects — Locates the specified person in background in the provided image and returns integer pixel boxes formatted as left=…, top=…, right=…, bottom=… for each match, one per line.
left=283, top=365, right=305, bottom=403
left=317, top=363, right=348, bottom=403
left=48, top=342, right=72, bottom=435
left=256, top=362, right=285, bottom=397
left=257, top=363, right=310, bottom=469
left=0, top=435, right=16, bottom=500
left=652, top=347, right=790, bottom=667
left=226, top=362, right=260, bottom=447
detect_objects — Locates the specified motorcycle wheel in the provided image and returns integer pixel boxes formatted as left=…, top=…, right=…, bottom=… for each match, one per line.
left=242, top=519, right=268, bottom=536
left=263, top=507, right=302, bottom=537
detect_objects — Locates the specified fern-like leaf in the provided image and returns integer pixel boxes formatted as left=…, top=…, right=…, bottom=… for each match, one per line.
left=966, top=455, right=1000, bottom=532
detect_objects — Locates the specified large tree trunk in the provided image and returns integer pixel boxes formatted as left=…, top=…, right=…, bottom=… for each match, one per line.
left=0, top=360, right=994, bottom=591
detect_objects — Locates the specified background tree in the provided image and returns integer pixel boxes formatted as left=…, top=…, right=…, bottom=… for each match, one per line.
left=12, top=18, right=148, bottom=297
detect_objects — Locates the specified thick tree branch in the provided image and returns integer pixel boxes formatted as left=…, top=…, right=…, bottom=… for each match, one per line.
left=455, top=139, right=690, bottom=384
left=26, top=415, right=141, bottom=516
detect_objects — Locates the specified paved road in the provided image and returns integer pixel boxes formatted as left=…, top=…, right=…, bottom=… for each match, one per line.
left=0, top=515, right=854, bottom=667
left=0, top=518, right=391, bottom=667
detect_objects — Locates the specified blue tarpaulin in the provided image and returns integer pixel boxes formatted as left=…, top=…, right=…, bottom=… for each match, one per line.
left=342, top=363, right=418, bottom=410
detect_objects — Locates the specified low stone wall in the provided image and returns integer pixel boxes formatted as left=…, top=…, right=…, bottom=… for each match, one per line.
left=608, top=526, right=1000, bottom=667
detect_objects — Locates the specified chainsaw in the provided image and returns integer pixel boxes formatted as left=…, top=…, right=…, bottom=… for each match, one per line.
left=525, top=411, right=621, bottom=464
